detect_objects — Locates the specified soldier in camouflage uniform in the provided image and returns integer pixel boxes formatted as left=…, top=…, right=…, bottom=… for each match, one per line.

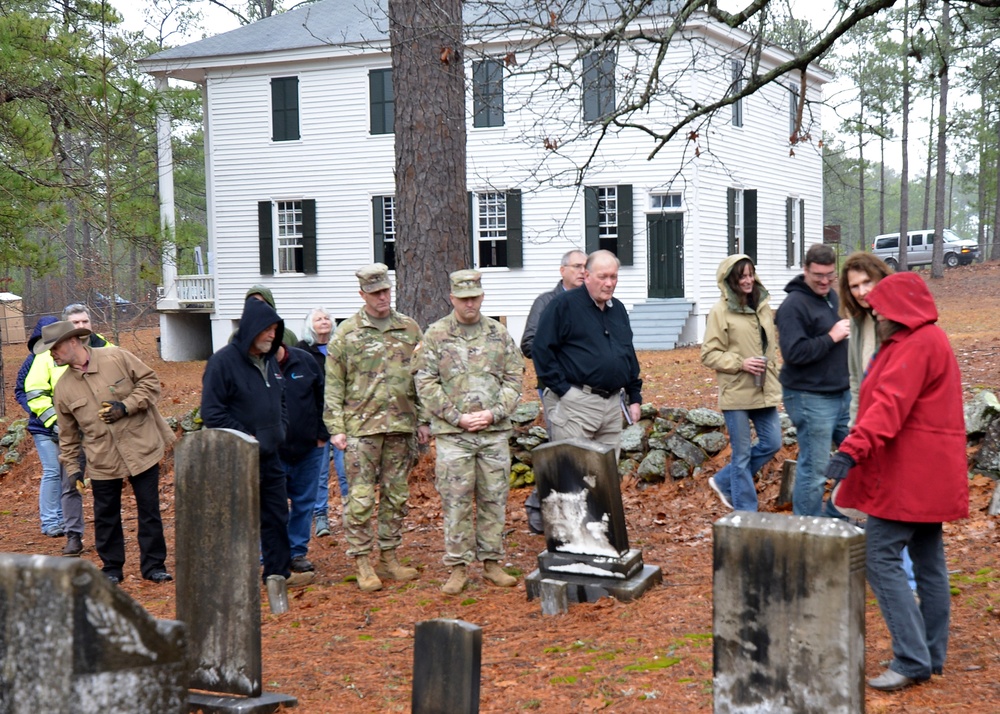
left=324, top=264, right=429, bottom=592
left=413, top=269, right=524, bottom=595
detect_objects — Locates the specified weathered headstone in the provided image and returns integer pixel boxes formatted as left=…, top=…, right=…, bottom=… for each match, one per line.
left=0, top=553, right=187, bottom=713
left=539, top=579, right=569, bottom=616
left=713, top=512, right=865, bottom=714
left=412, top=619, right=481, bottom=714
left=175, top=428, right=296, bottom=712
left=776, top=459, right=796, bottom=507
left=525, top=439, right=661, bottom=604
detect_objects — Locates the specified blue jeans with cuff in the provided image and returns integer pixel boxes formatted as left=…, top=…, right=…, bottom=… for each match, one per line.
left=712, top=407, right=782, bottom=511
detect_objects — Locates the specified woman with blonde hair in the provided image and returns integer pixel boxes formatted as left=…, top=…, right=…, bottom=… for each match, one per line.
left=700, top=255, right=782, bottom=511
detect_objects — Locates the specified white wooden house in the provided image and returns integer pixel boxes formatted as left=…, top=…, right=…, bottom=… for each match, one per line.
left=140, top=0, right=832, bottom=360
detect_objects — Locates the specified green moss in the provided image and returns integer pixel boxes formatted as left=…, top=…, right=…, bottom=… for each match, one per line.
left=624, top=656, right=681, bottom=672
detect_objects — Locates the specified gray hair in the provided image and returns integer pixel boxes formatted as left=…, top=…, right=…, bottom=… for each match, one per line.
left=560, top=249, right=587, bottom=267
left=586, top=249, right=621, bottom=271
left=61, top=303, right=91, bottom=320
left=300, top=307, right=332, bottom=346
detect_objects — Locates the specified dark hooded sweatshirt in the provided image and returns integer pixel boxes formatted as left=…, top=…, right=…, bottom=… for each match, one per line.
left=201, top=298, right=287, bottom=456
left=775, top=274, right=849, bottom=393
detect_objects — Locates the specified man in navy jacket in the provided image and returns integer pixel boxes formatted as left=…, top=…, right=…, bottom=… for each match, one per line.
left=201, top=298, right=312, bottom=587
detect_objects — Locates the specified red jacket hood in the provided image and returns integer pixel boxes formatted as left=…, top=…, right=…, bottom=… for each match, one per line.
left=866, top=272, right=938, bottom=330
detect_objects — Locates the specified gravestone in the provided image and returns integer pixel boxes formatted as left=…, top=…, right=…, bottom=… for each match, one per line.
left=411, top=619, right=481, bottom=714
left=0, top=553, right=187, bottom=712
left=776, top=459, right=796, bottom=507
left=525, top=439, right=661, bottom=604
left=175, top=428, right=296, bottom=712
left=713, top=512, right=865, bottom=714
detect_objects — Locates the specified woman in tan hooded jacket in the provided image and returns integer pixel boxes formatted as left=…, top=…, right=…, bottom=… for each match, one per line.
left=700, top=254, right=782, bottom=511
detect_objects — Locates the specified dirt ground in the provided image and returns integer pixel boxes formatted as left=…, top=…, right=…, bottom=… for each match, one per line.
left=1, top=262, right=998, bottom=712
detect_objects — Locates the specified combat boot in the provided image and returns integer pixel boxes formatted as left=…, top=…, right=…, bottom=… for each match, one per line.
left=441, top=565, right=468, bottom=595
left=482, top=560, right=517, bottom=587
left=355, top=554, right=383, bottom=592
left=375, top=549, right=419, bottom=581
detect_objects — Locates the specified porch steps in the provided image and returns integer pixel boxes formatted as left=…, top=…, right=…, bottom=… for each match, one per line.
left=628, top=299, right=695, bottom=350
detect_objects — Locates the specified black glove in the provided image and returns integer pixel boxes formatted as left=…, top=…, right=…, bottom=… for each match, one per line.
left=99, top=401, right=127, bottom=424
left=825, top=452, right=856, bottom=482
left=71, top=473, right=87, bottom=496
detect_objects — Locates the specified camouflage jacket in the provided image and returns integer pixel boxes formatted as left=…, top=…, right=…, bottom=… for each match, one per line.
left=324, top=308, right=423, bottom=437
left=413, top=312, right=524, bottom=435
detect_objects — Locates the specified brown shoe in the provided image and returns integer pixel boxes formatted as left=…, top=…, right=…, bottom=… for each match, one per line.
left=482, top=560, right=517, bottom=587
left=62, top=533, right=83, bottom=557
left=286, top=571, right=315, bottom=589
left=375, top=549, right=419, bottom=581
left=355, top=555, right=383, bottom=592
left=441, top=565, right=468, bottom=595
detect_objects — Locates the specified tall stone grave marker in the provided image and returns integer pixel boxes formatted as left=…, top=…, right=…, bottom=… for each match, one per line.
left=525, top=438, right=661, bottom=603
left=411, top=619, right=482, bottom=714
left=0, top=553, right=187, bottom=712
left=713, top=512, right=865, bottom=714
left=175, top=428, right=296, bottom=712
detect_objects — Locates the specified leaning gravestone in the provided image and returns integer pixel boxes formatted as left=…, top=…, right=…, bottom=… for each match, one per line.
left=0, top=553, right=187, bottom=712
left=412, top=619, right=482, bottom=714
left=713, top=512, right=865, bottom=714
left=525, top=439, right=661, bottom=604
left=175, top=428, right=296, bottom=712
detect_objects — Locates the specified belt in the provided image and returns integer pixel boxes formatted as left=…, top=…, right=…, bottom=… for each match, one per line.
left=572, top=384, right=619, bottom=399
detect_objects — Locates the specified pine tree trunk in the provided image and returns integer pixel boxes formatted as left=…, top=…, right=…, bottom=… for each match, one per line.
left=931, top=0, right=950, bottom=279
left=898, top=0, right=910, bottom=271
left=389, top=0, right=468, bottom=328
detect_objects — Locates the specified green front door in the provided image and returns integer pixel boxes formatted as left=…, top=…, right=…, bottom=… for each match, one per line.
left=648, top=214, right=684, bottom=298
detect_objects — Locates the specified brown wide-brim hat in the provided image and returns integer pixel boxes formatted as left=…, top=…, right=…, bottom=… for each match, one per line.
left=32, top=321, right=92, bottom=355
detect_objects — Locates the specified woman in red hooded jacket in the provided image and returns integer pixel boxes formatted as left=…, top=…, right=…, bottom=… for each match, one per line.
left=824, top=271, right=969, bottom=692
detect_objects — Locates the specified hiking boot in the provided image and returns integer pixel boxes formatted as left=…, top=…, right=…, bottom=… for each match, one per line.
left=482, top=560, right=517, bottom=587
left=145, top=570, right=174, bottom=583
left=62, top=533, right=83, bottom=557
left=314, top=515, right=331, bottom=538
left=375, top=549, right=419, bottom=581
left=441, top=565, right=468, bottom=595
left=290, top=555, right=315, bottom=573
left=355, top=555, right=383, bottom=592
left=287, top=571, right=315, bottom=589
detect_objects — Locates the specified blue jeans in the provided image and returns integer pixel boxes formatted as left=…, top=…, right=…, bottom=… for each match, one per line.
left=32, top=432, right=64, bottom=534
left=783, top=388, right=850, bottom=517
left=314, top=443, right=348, bottom=518
left=866, top=516, right=950, bottom=680
left=283, top=446, right=326, bottom=558
left=713, top=408, right=781, bottom=511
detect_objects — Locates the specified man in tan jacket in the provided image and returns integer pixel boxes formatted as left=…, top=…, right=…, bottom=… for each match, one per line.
left=37, top=321, right=175, bottom=585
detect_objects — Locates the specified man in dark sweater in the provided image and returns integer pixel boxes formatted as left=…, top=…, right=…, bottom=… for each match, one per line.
left=776, top=243, right=851, bottom=518
left=201, top=298, right=313, bottom=588
left=532, top=250, right=642, bottom=456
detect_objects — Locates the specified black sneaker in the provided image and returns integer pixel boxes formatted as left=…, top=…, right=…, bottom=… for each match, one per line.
left=145, top=570, right=174, bottom=583
left=290, top=555, right=315, bottom=573
left=105, top=573, right=122, bottom=585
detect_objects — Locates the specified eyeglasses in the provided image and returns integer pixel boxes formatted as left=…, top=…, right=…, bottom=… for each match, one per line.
left=566, top=263, right=586, bottom=270
left=807, top=269, right=837, bottom=283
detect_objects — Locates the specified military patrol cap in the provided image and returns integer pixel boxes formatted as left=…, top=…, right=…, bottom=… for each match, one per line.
left=450, top=269, right=483, bottom=298
left=356, top=263, right=391, bottom=293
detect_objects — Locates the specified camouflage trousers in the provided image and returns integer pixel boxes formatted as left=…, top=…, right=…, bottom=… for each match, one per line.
left=343, top=433, right=416, bottom=557
left=434, top=431, right=511, bottom=567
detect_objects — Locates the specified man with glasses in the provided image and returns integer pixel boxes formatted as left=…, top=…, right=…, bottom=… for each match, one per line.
left=776, top=243, right=851, bottom=517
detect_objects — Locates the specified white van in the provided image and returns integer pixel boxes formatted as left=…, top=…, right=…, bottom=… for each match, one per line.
left=870, top=228, right=980, bottom=269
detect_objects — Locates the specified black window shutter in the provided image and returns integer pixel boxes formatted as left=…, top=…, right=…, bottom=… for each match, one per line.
left=727, top=187, right=737, bottom=255
left=584, top=186, right=599, bottom=253
left=506, top=189, right=522, bottom=268
left=473, top=61, right=488, bottom=128
left=743, top=189, right=757, bottom=264
left=582, top=54, right=597, bottom=121
left=372, top=196, right=385, bottom=264
left=468, top=191, right=475, bottom=266
left=258, top=200, right=273, bottom=275
left=616, top=184, right=633, bottom=266
left=798, top=199, right=806, bottom=267
left=786, top=197, right=794, bottom=268
left=301, top=199, right=317, bottom=275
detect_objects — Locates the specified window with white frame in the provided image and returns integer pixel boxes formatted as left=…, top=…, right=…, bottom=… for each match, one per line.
left=789, top=84, right=799, bottom=138
left=732, top=190, right=744, bottom=251
left=650, top=192, right=682, bottom=210
left=382, top=196, right=396, bottom=269
left=476, top=192, right=508, bottom=268
left=597, top=186, right=618, bottom=253
left=786, top=196, right=805, bottom=268
left=276, top=200, right=304, bottom=273
left=731, top=60, right=744, bottom=127
left=727, top=188, right=757, bottom=261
